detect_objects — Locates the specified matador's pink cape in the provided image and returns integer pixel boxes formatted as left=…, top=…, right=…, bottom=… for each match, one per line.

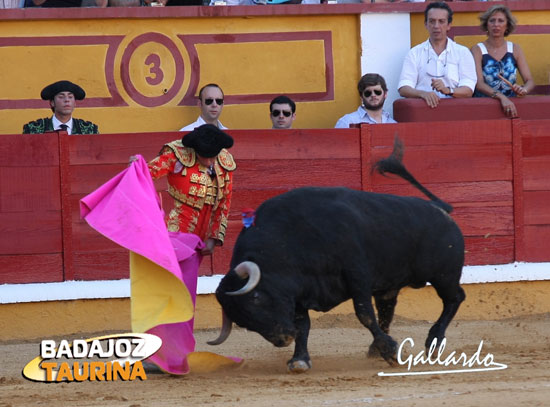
left=79, top=155, right=241, bottom=375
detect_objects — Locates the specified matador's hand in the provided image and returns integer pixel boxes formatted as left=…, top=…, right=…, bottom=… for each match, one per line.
left=201, top=238, right=217, bottom=256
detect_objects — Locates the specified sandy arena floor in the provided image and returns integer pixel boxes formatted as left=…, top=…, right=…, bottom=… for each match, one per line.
left=2, top=313, right=550, bottom=407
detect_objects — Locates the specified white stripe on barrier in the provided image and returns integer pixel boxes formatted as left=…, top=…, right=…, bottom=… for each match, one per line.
left=0, top=263, right=548, bottom=304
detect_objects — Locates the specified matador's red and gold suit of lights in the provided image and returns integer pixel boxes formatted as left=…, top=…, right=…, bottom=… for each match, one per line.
left=148, top=140, right=236, bottom=244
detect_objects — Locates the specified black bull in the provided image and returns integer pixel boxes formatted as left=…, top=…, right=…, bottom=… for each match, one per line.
left=209, top=142, right=465, bottom=373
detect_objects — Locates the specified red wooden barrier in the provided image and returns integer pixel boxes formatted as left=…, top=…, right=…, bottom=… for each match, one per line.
left=0, top=133, right=63, bottom=284
left=364, top=121, right=515, bottom=266
left=1, top=120, right=549, bottom=285
left=518, top=119, right=550, bottom=261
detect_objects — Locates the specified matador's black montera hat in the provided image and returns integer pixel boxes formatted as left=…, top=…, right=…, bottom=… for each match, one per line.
left=41, top=80, right=86, bottom=101
left=182, top=124, right=234, bottom=158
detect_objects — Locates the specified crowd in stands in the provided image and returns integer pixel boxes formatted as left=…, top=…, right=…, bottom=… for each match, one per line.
left=3, top=0, right=504, bottom=8
left=3, top=0, right=329, bottom=6
left=339, top=3, right=534, bottom=125
left=18, top=2, right=535, bottom=130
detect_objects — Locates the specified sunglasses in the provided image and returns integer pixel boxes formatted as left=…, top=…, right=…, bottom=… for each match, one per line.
left=204, top=98, right=224, bottom=106
left=363, top=89, right=383, bottom=98
left=271, top=109, right=292, bottom=117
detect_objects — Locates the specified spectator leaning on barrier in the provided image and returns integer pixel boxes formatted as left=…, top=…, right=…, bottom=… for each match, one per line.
left=335, top=73, right=396, bottom=128
left=180, top=83, right=228, bottom=132
left=270, top=95, right=296, bottom=129
left=22, top=80, right=99, bottom=135
left=398, top=2, right=477, bottom=109
left=471, top=5, right=535, bottom=118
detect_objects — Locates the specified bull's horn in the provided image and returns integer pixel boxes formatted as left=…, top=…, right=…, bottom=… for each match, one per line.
left=226, top=261, right=261, bottom=296
left=207, top=311, right=233, bottom=346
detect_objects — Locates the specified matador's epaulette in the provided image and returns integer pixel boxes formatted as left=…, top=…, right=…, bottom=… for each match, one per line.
left=165, top=141, right=196, bottom=167
left=217, top=149, right=236, bottom=171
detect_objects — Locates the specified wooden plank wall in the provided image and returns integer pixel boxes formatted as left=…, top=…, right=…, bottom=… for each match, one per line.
left=1, top=119, right=549, bottom=285
left=362, top=121, right=515, bottom=266
left=63, top=129, right=361, bottom=280
left=0, top=134, right=63, bottom=283
left=214, top=129, right=361, bottom=275
left=519, top=119, right=550, bottom=261
left=67, top=132, right=184, bottom=280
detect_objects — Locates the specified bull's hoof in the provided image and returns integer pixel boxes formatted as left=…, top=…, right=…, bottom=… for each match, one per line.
left=383, top=354, right=398, bottom=367
left=367, top=343, right=381, bottom=358
left=425, top=336, right=444, bottom=350
left=287, top=359, right=312, bottom=373
left=371, top=335, right=398, bottom=366
left=367, top=345, right=397, bottom=366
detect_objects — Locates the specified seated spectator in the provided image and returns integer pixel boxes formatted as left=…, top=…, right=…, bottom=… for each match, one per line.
left=210, top=0, right=311, bottom=5
left=104, top=0, right=140, bottom=5
left=34, top=0, right=120, bottom=5
left=210, top=0, right=255, bottom=5
left=32, top=0, right=82, bottom=6
left=398, top=2, right=477, bottom=108
left=165, top=0, right=202, bottom=4
left=0, top=0, right=24, bottom=8
left=270, top=95, right=296, bottom=129
left=23, top=80, right=99, bottom=134
left=263, top=0, right=302, bottom=3
left=335, top=73, right=396, bottom=128
left=471, top=5, right=535, bottom=118
left=33, top=0, right=107, bottom=5
left=143, top=0, right=203, bottom=5
left=180, top=84, right=227, bottom=132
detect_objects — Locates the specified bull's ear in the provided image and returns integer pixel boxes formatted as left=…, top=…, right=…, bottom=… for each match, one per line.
left=225, top=261, right=261, bottom=296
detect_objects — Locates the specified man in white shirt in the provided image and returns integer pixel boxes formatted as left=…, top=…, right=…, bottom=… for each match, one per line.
left=180, top=83, right=227, bottom=131
left=270, top=95, right=296, bottom=129
left=398, top=2, right=477, bottom=108
left=335, top=73, right=396, bottom=128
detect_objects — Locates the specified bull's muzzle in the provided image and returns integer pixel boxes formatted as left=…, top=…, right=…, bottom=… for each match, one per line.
left=271, top=335, right=294, bottom=348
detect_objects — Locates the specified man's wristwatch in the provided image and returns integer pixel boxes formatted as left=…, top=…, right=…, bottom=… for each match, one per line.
left=447, top=87, right=454, bottom=96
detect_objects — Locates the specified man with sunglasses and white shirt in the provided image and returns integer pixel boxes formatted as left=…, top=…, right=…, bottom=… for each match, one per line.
left=398, top=2, right=476, bottom=108
left=270, top=95, right=296, bottom=129
left=180, top=83, right=228, bottom=131
left=335, top=73, right=396, bottom=128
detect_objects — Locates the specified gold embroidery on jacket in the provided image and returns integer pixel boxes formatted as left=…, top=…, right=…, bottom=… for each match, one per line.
left=166, top=141, right=196, bottom=167
left=155, top=142, right=232, bottom=242
left=217, top=149, right=236, bottom=171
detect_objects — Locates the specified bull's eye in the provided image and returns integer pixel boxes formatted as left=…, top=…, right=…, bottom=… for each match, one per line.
left=252, top=291, right=262, bottom=305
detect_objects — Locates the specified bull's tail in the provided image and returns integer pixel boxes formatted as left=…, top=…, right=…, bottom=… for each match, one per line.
left=373, top=137, right=453, bottom=213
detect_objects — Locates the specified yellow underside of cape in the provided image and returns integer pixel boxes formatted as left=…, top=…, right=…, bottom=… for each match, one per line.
left=130, top=251, right=194, bottom=333
left=187, top=352, right=243, bottom=373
